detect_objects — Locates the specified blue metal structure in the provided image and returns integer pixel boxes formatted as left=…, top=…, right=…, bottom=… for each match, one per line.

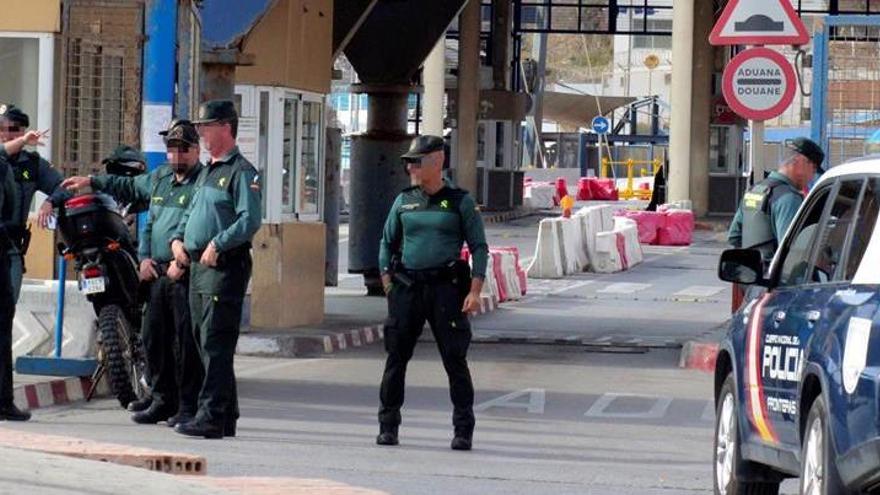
left=810, top=15, right=880, bottom=168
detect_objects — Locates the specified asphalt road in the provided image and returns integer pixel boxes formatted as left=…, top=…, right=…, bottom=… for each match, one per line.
left=8, top=346, right=719, bottom=495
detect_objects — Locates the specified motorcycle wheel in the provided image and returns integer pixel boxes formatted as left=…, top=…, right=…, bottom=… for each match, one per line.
left=97, top=305, right=147, bottom=408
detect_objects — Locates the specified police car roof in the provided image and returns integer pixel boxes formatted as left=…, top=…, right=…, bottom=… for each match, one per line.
left=814, top=156, right=880, bottom=188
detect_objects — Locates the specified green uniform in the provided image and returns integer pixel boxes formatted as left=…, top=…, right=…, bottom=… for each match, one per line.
left=92, top=164, right=205, bottom=415
left=379, top=180, right=489, bottom=278
left=172, top=146, right=261, bottom=428
left=377, top=180, right=488, bottom=439
left=728, top=171, right=803, bottom=259
left=0, top=158, right=19, bottom=406
left=0, top=148, right=65, bottom=301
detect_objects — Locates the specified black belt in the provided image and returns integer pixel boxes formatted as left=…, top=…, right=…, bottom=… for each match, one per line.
left=401, top=266, right=456, bottom=284
left=190, top=242, right=251, bottom=266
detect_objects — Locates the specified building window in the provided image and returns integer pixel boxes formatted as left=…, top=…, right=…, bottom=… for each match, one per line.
left=299, top=100, right=323, bottom=216
left=632, top=19, right=673, bottom=50
left=282, top=97, right=299, bottom=214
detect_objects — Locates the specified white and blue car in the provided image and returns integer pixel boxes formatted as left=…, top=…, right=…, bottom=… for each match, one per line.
left=714, top=159, right=880, bottom=494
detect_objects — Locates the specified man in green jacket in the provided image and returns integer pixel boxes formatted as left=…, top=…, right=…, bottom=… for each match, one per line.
left=0, top=145, right=30, bottom=421
left=376, top=135, right=488, bottom=451
left=63, top=121, right=205, bottom=427
left=171, top=100, right=261, bottom=439
left=0, top=104, right=67, bottom=302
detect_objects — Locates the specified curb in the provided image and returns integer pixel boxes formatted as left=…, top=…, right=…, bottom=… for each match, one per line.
left=237, top=294, right=500, bottom=358
left=678, top=341, right=720, bottom=373
left=0, top=428, right=206, bottom=475
left=482, top=209, right=534, bottom=224
left=14, top=375, right=110, bottom=412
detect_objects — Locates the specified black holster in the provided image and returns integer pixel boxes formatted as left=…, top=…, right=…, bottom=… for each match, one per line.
left=449, top=259, right=472, bottom=304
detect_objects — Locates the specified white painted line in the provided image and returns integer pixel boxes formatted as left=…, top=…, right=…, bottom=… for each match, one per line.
left=475, top=388, right=546, bottom=414
left=549, top=280, right=595, bottom=295
left=674, top=285, right=725, bottom=298
left=701, top=401, right=716, bottom=422
left=596, top=283, right=651, bottom=295
left=584, top=393, right=673, bottom=419
left=236, top=359, right=320, bottom=378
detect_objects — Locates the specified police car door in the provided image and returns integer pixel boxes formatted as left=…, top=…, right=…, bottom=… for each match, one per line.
left=767, top=178, right=865, bottom=450
left=752, top=182, right=835, bottom=450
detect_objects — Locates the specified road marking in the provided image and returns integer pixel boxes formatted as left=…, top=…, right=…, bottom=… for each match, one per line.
left=701, top=401, right=716, bottom=422
left=584, top=393, right=673, bottom=419
left=596, top=283, right=651, bottom=294
left=475, top=388, right=546, bottom=414
left=673, top=285, right=725, bottom=298
left=548, top=280, right=595, bottom=295
left=236, top=359, right=320, bottom=378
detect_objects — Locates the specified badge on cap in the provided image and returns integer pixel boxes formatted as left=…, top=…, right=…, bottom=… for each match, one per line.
left=0, top=105, right=7, bottom=115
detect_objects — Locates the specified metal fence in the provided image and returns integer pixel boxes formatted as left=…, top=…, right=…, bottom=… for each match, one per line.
left=60, top=0, right=143, bottom=178
left=812, top=16, right=880, bottom=167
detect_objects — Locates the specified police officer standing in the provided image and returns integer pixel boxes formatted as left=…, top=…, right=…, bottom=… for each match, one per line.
left=63, top=121, right=206, bottom=427
left=0, top=105, right=66, bottom=302
left=0, top=138, right=29, bottom=421
left=377, top=135, right=488, bottom=451
left=727, top=137, right=824, bottom=308
left=170, top=100, right=261, bottom=439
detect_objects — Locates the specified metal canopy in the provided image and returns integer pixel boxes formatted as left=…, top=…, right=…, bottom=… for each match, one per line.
left=333, top=0, right=379, bottom=59
left=541, top=91, right=635, bottom=128
left=343, top=0, right=468, bottom=85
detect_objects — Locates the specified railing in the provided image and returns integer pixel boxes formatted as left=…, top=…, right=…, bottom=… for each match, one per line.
left=600, top=158, right=661, bottom=200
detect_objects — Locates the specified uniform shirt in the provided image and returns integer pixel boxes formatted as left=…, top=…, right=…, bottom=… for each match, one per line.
left=0, top=148, right=65, bottom=228
left=379, top=180, right=489, bottom=279
left=92, top=163, right=203, bottom=263
left=727, top=171, right=804, bottom=248
left=173, top=147, right=261, bottom=254
left=0, top=159, right=19, bottom=244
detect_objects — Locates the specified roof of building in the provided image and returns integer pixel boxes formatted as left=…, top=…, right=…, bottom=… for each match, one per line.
left=199, top=0, right=277, bottom=50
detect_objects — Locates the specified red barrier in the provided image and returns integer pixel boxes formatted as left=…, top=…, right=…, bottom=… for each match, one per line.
left=576, top=178, right=593, bottom=201
left=554, top=178, right=569, bottom=206
left=589, top=178, right=619, bottom=201
left=657, top=210, right=695, bottom=246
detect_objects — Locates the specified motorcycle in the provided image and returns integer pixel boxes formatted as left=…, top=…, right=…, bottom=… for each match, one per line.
left=56, top=160, right=148, bottom=408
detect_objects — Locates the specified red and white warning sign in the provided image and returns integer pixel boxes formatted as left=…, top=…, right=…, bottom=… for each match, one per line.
left=722, top=48, right=796, bottom=121
left=709, top=0, right=809, bottom=46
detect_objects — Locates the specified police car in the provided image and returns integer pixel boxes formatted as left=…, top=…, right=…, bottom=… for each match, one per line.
left=714, top=158, right=880, bottom=494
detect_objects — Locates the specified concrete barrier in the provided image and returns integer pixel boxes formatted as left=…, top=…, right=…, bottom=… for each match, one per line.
left=527, top=218, right=567, bottom=279
left=524, top=184, right=556, bottom=209
left=15, top=280, right=96, bottom=359
left=591, top=217, right=644, bottom=273
left=559, top=217, right=584, bottom=274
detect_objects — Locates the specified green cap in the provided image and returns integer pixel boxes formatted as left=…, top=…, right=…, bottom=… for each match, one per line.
left=785, top=137, right=825, bottom=171
left=0, top=104, right=29, bottom=128
left=193, top=99, right=238, bottom=124
left=102, top=145, right=146, bottom=166
left=401, top=135, right=445, bottom=162
left=160, top=119, right=200, bottom=146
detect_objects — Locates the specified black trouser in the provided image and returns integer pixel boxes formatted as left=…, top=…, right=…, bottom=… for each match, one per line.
left=0, top=250, right=14, bottom=406
left=142, top=272, right=203, bottom=415
left=379, top=279, right=475, bottom=436
left=189, top=251, right=251, bottom=427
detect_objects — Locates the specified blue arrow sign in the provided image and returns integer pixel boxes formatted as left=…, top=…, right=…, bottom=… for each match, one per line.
left=592, top=116, right=610, bottom=135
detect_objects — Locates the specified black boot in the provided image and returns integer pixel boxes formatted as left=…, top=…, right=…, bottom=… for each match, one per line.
left=127, top=397, right=152, bottom=413
left=166, top=412, right=194, bottom=428
left=0, top=404, right=31, bottom=422
left=174, top=418, right=223, bottom=439
left=451, top=428, right=473, bottom=451
left=131, top=403, right=176, bottom=425
left=376, top=424, right=398, bottom=446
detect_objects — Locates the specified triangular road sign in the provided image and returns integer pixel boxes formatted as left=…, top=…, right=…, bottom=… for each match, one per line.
left=709, top=0, right=809, bottom=46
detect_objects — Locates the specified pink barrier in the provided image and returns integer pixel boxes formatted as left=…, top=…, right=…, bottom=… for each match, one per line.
left=554, top=178, right=569, bottom=206
left=491, top=246, right=527, bottom=296
left=461, top=246, right=528, bottom=302
left=657, top=209, right=695, bottom=246
left=576, top=178, right=593, bottom=201
left=613, top=209, right=695, bottom=246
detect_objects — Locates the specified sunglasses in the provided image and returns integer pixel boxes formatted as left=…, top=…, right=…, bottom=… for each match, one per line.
left=167, top=143, right=193, bottom=153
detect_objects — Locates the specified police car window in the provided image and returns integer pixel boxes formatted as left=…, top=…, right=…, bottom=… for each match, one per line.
left=844, top=178, right=880, bottom=281
left=778, top=187, right=831, bottom=287
left=810, top=179, right=864, bottom=284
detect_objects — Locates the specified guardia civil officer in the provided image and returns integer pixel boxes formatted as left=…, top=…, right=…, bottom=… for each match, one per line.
left=170, top=100, right=261, bottom=439
left=377, top=135, right=489, bottom=451
left=63, top=121, right=206, bottom=427
left=727, top=137, right=824, bottom=308
left=0, top=105, right=66, bottom=302
left=0, top=142, right=29, bottom=421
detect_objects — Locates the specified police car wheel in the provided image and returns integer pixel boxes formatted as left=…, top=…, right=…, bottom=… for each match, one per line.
left=799, top=396, right=848, bottom=495
left=714, top=374, right=780, bottom=495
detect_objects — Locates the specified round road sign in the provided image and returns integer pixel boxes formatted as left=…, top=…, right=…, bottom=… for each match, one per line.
left=722, top=47, right=796, bottom=121
left=644, top=54, right=660, bottom=70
